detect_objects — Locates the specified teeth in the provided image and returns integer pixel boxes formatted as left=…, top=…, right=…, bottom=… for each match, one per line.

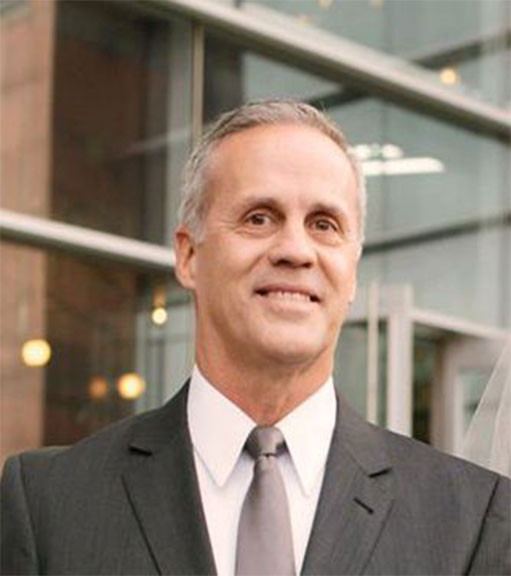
left=266, top=291, right=311, bottom=301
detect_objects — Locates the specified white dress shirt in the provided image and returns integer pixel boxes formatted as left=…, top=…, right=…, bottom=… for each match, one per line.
left=187, top=365, right=336, bottom=576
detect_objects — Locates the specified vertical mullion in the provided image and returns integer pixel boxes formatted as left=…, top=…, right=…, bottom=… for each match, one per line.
left=191, top=22, right=204, bottom=144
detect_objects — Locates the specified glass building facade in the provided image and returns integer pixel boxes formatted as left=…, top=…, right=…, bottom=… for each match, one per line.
left=1, top=0, right=510, bottom=465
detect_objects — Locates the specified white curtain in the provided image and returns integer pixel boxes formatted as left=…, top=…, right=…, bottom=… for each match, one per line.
left=462, top=340, right=511, bottom=477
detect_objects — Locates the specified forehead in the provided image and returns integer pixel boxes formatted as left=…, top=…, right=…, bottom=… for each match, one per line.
left=206, top=124, right=357, bottom=209
left=210, top=123, right=348, bottom=166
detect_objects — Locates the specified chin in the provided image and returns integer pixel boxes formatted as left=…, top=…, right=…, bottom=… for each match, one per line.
left=248, top=321, right=331, bottom=363
left=258, top=338, right=327, bottom=366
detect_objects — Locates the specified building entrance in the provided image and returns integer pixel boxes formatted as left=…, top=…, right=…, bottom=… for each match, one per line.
left=338, top=285, right=510, bottom=460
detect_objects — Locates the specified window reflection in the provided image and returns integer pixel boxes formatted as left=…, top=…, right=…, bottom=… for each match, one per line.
left=0, top=243, right=194, bottom=457
left=203, top=33, right=510, bottom=328
left=204, top=31, right=343, bottom=123
left=0, top=0, right=193, bottom=244
left=242, top=0, right=511, bottom=107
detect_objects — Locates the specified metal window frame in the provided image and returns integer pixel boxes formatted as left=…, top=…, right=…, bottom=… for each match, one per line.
left=350, top=284, right=511, bottom=437
left=0, top=209, right=175, bottom=273
left=2, top=0, right=510, bottom=268
left=137, top=0, right=511, bottom=141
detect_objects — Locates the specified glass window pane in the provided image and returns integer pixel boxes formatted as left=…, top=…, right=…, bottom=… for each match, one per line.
left=203, top=37, right=510, bottom=329
left=1, top=1, right=193, bottom=245
left=321, top=99, right=510, bottom=329
left=361, top=225, right=510, bottom=328
left=335, top=323, right=369, bottom=418
left=335, top=321, right=387, bottom=426
left=326, top=100, right=510, bottom=240
left=0, top=243, right=194, bottom=460
left=242, top=0, right=511, bottom=106
left=204, top=31, right=343, bottom=123
left=413, top=336, right=437, bottom=443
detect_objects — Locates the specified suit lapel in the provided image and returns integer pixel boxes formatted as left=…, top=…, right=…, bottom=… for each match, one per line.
left=120, top=385, right=394, bottom=575
left=302, top=398, right=394, bottom=575
left=122, top=384, right=216, bottom=575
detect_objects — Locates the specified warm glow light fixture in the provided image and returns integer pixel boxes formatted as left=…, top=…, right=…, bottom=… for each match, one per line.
left=117, top=372, right=146, bottom=400
left=21, top=339, right=52, bottom=367
left=440, top=67, right=460, bottom=86
left=151, top=306, right=168, bottom=326
left=152, top=285, right=168, bottom=326
left=89, top=376, right=109, bottom=400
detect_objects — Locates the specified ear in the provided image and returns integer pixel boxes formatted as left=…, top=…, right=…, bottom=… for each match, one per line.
left=174, top=226, right=198, bottom=291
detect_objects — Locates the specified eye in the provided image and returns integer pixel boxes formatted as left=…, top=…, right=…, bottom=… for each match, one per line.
left=245, top=212, right=273, bottom=227
left=311, top=216, right=339, bottom=233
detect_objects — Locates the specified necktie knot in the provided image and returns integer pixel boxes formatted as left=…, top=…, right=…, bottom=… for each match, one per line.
left=245, top=426, right=285, bottom=460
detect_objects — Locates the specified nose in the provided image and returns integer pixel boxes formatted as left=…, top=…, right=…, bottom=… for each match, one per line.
left=267, top=221, right=316, bottom=268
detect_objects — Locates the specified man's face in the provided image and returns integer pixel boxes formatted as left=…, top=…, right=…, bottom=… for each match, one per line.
left=175, top=124, right=360, bottom=374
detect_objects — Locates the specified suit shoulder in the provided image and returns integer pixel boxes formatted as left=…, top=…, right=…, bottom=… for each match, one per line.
left=376, top=425, right=510, bottom=505
left=381, top=426, right=498, bottom=473
left=3, top=395, right=178, bottom=486
left=0, top=414, right=131, bottom=493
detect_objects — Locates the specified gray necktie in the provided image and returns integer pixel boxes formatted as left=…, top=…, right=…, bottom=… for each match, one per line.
left=235, top=426, right=296, bottom=576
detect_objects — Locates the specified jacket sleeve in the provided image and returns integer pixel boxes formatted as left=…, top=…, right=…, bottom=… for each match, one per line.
left=1, top=455, right=39, bottom=576
left=468, top=475, right=511, bottom=575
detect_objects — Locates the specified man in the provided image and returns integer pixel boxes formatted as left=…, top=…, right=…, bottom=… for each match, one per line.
left=1, top=101, right=510, bottom=575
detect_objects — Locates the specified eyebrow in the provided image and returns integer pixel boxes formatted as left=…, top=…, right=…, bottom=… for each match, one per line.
left=236, top=196, right=282, bottom=214
left=308, top=202, right=350, bottom=220
left=236, top=196, right=350, bottom=221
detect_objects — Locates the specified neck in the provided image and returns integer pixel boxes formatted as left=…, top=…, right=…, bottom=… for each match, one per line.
left=196, top=348, right=332, bottom=425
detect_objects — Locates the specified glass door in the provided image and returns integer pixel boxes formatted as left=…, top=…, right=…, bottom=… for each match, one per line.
left=339, top=284, right=510, bottom=461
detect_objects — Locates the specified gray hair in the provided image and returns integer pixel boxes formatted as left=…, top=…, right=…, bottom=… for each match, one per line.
left=178, top=99, right=366, bottom=243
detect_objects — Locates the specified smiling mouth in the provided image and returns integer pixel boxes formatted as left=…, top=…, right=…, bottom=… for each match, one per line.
left=255, top=289, right=319, bottom=303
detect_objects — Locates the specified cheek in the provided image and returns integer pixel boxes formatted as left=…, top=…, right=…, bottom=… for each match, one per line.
left=195, top=241, right=248, bottom=291
left=326, top=257, right=357, bottom=303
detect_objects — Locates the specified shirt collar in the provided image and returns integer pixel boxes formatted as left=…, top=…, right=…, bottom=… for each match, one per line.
left=187, top=365, right=336, bottom=495
left=276, top=377, right=336, bottom=496
left=188, top=365, right=255, bottom=487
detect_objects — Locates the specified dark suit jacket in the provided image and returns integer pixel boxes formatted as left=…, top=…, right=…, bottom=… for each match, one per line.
left=2, top=382, right=510, bottom=575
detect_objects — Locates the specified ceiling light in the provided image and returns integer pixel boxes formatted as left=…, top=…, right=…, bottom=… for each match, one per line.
left=117, top=372, right=146, bottom=400
left=381, top=144, right=403, bottom=159
left=21, top=339, right=52, bottom=367
left=440, top=67, right=460, bottom=86
left=354, top=142, right=403, bottom=161
left=89, top=376, right=109, bottom=400
left=151, top=306, right=168, bottom=326
left=370, top=143, right=382, bottom=158
left=362, top=157, right=445, bottom=177
left=353, top=144, right=372, bottom=161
